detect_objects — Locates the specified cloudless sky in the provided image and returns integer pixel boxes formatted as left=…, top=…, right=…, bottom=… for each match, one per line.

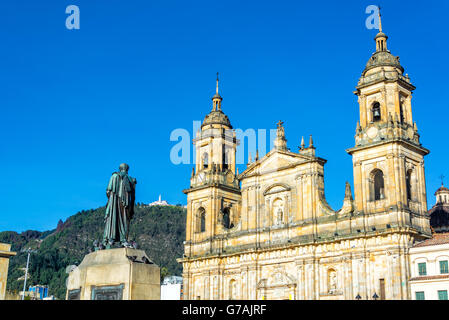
left=0, top=0, right=448, bottom=232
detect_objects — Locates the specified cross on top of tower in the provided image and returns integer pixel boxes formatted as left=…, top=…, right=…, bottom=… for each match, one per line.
left=211, top=72, right=223, bottom=111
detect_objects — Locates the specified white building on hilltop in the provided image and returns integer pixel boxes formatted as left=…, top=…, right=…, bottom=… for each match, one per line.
left=148, top=195, right=170, bottom=207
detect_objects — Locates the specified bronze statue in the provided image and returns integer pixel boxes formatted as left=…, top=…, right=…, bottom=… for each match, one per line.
left=103, top=163, right=137, bottom=248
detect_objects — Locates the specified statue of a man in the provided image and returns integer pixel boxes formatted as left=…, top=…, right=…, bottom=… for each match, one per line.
left=103, top=163, right=137, bottom=248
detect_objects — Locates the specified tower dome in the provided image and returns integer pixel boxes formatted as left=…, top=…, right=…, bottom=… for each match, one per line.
left=202, top=110, right=232, bottom=129
left=362, top=11, right=404, bottom=76
left=435, top=183, right=449, bottom=204
left=429, top=183, right=449, bottom=233
left=363, top=50, right=404, bottom=76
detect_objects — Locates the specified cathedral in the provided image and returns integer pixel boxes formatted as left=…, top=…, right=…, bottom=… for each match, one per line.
left=178, top=15, right=432, bottom=300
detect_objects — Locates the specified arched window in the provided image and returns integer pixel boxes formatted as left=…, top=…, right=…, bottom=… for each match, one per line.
left=406, top=169, right=412, bottom=201
left=197, top=207, right=206, bottom=233
left=372, top=102, right=381, bottom=122
left=222, top=207, right=233, bottom=229
left=372, top=169, right=385, bottom=201
left=202, top=153, right=209, bottom=169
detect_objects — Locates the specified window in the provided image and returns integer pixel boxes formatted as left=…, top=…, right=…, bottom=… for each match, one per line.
left=372, top=102, right=381, bottom=122
left=418, top=262, right=427, bottom=276
left=200, top=211, right=205, bottom=232
left=406, top=170, right=412, bottom=201
left=222, top=147, right=229, bottom=171
left=196, top=207, right=206, bottom=233
left=440, top=260, right=449, bottom=274
left=399, top=99, right=405, bottom=123
left=415, top=291, right=425, bottom=300
left=371, top=169, right=385, bottom=201
left=202, top=153, right=209, bottom=169
left=222, top=207, right=233, bottom=229
left=438, top=290, right=448, bottom=300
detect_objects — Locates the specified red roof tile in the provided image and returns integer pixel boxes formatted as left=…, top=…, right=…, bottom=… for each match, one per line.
left=413, top=233, right=449, bottom=248
left=410, top=274, right=449, bottom=281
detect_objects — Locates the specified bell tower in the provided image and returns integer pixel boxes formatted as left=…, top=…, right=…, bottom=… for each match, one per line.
left=183, top=74, right=241, bottom=258
left=347, top=11, right=431, bottom=236
left=193, top=73, right=237, bottom=175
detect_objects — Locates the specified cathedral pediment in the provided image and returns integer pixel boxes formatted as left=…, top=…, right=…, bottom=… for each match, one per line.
left=239, top=150, right=314, bottom=179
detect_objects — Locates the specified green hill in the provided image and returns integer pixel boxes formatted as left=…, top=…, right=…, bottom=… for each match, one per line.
left=0, top=204, right=186, bottom=299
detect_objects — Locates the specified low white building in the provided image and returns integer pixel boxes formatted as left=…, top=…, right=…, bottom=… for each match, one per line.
left=409, top=233, right=449, bottom=300
left=148, top=195, right=170, bottom=207
left=161, top=276, right=183, bottom=300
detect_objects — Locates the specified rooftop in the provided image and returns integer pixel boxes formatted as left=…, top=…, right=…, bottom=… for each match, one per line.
left=410, top=274, right=449, bottom=282
left=413, top=232, right=449, bottom=248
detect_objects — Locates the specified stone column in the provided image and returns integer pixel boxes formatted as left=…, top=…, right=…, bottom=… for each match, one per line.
left=296, top=175, right=304, bottom=221
left=360, top=94, right=367, bottom=128
left=354, top=161, right=364, bottom=212
left=381, top=88, right=388, bottom=122
left=186, top=201, right=193, bottom=249
left=295, top=260, right=305, bottom=300
left=418, top=160, right=427, bottom=216
left=314, top=258, right=320, bottom=300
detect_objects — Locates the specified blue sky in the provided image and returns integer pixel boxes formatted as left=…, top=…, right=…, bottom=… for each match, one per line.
left=0, top=0, right=448, bottom=232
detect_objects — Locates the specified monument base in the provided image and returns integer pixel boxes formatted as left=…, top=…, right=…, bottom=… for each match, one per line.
left=66, top=247, right=160, bottom=300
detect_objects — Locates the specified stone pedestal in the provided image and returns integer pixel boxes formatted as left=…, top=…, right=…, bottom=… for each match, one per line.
left=66, top=248, right=160, bottom=300
left=0, top=243, right=16, bottom=300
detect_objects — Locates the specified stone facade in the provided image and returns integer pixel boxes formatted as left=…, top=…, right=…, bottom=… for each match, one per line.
left=179, top=22, right=432, bottom=300
left=0, top=243, right=16, bottom=300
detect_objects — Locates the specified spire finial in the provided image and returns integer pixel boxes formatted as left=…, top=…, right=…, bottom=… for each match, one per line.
left=309, top=135, right=314, bottom=148
left=216, top=72, right=219, bottom=95
left=378, top=5, right=382, bottom=33
left=440, top=174, right=445, bottom=186
left=211, top=72, right=222, bottom=111
left=345, top=181, right=353, bottom=200
left=274, top=120, right=287, bottom=151
left=277, top=120, right=284, bottom=128
left=374, top=6, right=388, bottom=52
left=300, top=136, right=305, bottom=149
